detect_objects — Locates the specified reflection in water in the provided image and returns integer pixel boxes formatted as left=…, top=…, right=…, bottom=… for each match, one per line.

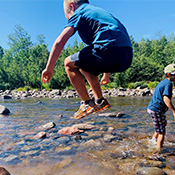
left=0, top=97, right=175, bottom=174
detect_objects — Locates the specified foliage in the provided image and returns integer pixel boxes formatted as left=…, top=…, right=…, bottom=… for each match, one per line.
left=0, top=25, right=175, bottom=90
left=148, top=81, right=159, bottom=89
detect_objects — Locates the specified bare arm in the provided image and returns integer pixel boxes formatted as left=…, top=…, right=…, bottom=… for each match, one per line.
left=163, top=95, right=175, bottom=119
left=101, top=73, right=110, bottom=85
left=41, top=27, right=74, bottom=83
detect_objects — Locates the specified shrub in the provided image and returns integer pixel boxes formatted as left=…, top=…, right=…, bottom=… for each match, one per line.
left=148, top=81, right=159, bottom=89
left=0, top=84, right=7, bottom=91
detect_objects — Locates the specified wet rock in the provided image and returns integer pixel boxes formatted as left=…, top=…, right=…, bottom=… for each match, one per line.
left=139, top=159, right=163, bottom=168
left=104, top=134, right=117, bottom=142
left=98, top=112, right=124, bottom=118
left=19, top=150, right=39, bottom=156
left=47, top=158, right=73, bottom=173
left=57, top=137, right=70, bottom=144
left=147, top=153, right=165, bottom=161
left=58, top=127, right=84, bottom=136
left=73, top=135, right=82, bottom=141
left=0, top=167, right=11, bottom=175
left=110, top=152, right=127, bottom=160
left=81, top=139, right=101, bottom=147
left=166, top=156, right=175, bottom=169
left=41, top=122, right=56, bottom=130
left=58, top=114, right=63, bottom=118
left=0, top=105, right=10, bottom=115
left=4, top=155, right=19, bottom=162
left=72, top=123, right=95, bottom=130
left=107, top=127, right=115, bottom=133
left=136, top=167, right=167, bottom=175
left=33, top=131, right=46, bottom=139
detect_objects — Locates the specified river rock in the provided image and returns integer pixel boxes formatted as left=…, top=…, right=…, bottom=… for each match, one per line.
left=98, top=112, right=124, bottom=118
left=33, top=131, right=46, bottom=139
left=4, top=155, right=19, bottom=162
left=166, top=156, right=175, bottom=169
left=58, top=127, right=84, bottom=136
left=107, top=127, right=115, bottom=133
left=41, top=122, right=56, bottom=130
left=81, top=139, right=101, bottom=147
left=72, top=123, right=95, bottom=130
left=1, top=95, right=12, bottom=99
left=136, top=167, right=167, bottom=175
left=0, top=167, right=11, bottom=175
left=0, top=105, right=10, bottom=115
left=104, top=134, right=117, bottom=142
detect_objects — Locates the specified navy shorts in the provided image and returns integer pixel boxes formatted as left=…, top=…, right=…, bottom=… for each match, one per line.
left=147, top=108, right=167, bottom=133
left=70, top=44, right=133, bottom=76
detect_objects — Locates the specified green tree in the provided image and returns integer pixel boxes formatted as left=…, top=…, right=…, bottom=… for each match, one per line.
left=0, top=46, right=4, bottom=59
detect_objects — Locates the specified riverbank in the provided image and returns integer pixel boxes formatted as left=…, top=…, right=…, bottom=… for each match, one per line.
left=0, top=87, right=154, bottom=100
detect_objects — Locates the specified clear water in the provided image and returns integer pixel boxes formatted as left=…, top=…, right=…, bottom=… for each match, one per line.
left=0, top=97, right=175, bottom=175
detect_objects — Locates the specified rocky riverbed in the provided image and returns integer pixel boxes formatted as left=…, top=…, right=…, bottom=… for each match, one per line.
left=0, top=90, right=175, bottom=175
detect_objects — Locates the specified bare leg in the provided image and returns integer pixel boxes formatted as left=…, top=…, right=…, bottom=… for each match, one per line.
left=64, top=57, right=90, bottom=101
left=81, top=69, right=103, bottom=100
left=153, top=132, right=158, bottom=140
left=157, top=132, right=165, bottom=148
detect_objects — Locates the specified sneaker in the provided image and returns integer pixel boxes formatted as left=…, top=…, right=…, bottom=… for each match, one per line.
left=149, top=137, right=157, bottom=145
left=74, top=100, right=97, bottom=120
left=94, top=98, right=111, bottom=113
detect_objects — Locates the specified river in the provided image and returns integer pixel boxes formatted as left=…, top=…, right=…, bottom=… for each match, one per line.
left=0, top=97, right=175, bottom=175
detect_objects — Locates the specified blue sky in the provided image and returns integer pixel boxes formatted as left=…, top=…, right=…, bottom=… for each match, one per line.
left=0, top=0, right=175, bottom=51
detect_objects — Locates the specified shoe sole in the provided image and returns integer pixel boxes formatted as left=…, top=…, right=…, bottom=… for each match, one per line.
left=74, top=106, right=96, bottom=120
left=93, top=103, right=111, bottom=114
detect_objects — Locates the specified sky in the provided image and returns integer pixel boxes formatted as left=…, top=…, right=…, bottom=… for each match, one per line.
left=0, top=0, right=175, bottom=51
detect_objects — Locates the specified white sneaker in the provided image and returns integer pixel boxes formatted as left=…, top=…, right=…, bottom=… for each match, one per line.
left=150, top=137, right=157, bottom=145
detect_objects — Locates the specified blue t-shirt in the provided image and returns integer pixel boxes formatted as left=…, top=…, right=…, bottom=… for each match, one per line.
left=148, top=79, right=173, bottom=113
left=65, top=3, right=132, bottom=47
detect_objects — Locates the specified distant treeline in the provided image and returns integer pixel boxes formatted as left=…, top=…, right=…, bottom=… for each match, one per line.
left=0, top=25, right=175, bottom=91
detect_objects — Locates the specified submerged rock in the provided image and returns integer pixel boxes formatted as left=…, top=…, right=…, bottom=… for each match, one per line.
left=166, top=156, right=175, bottom=169
left=0, top=105, right=10, bottom=115
left=33, top=131, right=46, bottom=139
left=0, top=167, right=11, bottom=175
left=58, top=127, right=84, bottom=136
left=72, top=123, right=95, bottom=130
left=98, top=112, right=125, bottom=118
left=136, top=167, right=167, bottom=175
left=41, top=122, right=56, bottom=130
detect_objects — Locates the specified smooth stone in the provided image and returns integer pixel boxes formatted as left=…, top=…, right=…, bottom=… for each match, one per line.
left=0, top=105, right=10, bottom=115
left=136, top=167, right=167, bottom=175
left=0, top=167, right=11, bottom=175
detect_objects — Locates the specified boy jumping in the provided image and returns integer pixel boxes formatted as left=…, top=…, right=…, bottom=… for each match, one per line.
left=147, top=64, right=175, bottom=153
left=42, top=0, right=132, bottom=119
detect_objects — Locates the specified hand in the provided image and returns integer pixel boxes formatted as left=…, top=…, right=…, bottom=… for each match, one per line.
left=173, top=111, right=175, bottom=121
left=101, top=73, right=109, bottom=85
left=41, top=69, right=54, bottom=83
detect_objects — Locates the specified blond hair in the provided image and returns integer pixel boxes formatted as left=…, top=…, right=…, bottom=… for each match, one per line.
left=64, top=0, right=89, bottom=13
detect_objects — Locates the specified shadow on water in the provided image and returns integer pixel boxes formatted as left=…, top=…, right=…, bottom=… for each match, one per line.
left=0, top=97, right=175, bottom=174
